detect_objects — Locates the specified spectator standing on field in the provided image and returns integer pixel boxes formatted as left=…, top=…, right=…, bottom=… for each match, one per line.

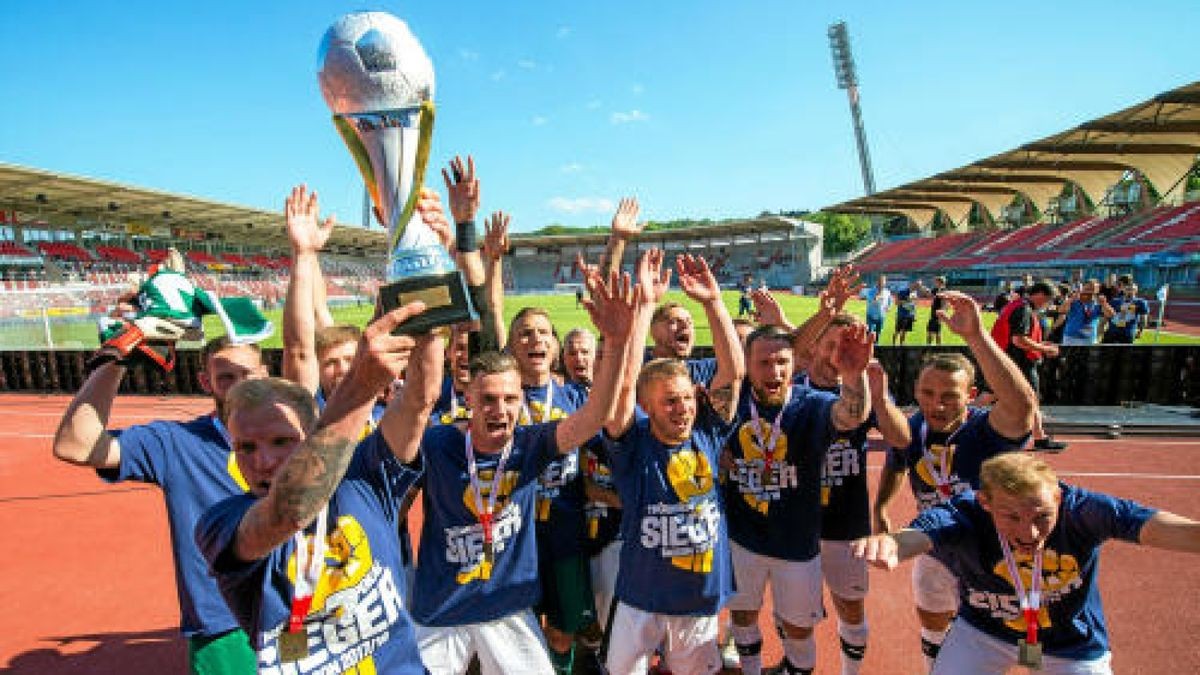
left=1102, top=279, right=1149, bottom=345
left=926, top=276, right=947, bottom=345
left=893, top=280, right=920, bottom=345
left=861, top=275, right=892, bottom=338
left=1056, top=279, right=1113, bottom=346
left=991, top=281, right=1067, bottom=452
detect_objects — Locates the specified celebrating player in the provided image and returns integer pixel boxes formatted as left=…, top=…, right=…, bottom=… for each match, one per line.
left=196, top=300, right=438, bottom=673
left=722, top=316, right=876, bottom=675
left=873, top=290, right=1038, bottom=669
left=854, top=451, right=1200, bottom=674
left=408, top=270, right=639, bottom=674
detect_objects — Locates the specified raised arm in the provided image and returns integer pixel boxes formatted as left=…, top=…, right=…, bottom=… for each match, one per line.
left=281, top=185, right=335, bottom=392
left=851, top=529, right=933, bottom=570
left=606, top=248, right=668, bottom=438
left=1139, top=511, right=1200, bottom=554
left=379, top=328, right=443, bottom=464
left=599, top=197, right=643, bottom=278
left=750, top=288, right=794, bottom=330
left=794, top=265, right=863, bottom=364
left=557, top=270, right=641, bottom=451
left=232, top=302, right=426, bottom=562
left=867, top=360, right=911, bottom=448
left=52, top=362, right=125, bottom=468
left=481, top=211, right=510, bottom=351
left=939, top=291, right=1036, bottom=439
left=677, top=254, right=744, bottom=421
left=830, top=323, right=874, bottom=432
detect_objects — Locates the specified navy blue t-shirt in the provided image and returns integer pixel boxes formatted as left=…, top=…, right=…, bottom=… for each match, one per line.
left=195, top=431, right=426, bottom=673
left=582, top=439, right=622, bottom=556
left=411, top=422, right=559, bottom=627
left=101, top=415, right=245, bottom=638
left=642, top=350, right=719, bottom=389
left=1104, top=295, right=1150, bottom=343
left=522, top=380, right=590, bottom=559
left=723, top=385, right=838, bottom=561
left=431, top=376, right=471, bottom=426
left=606, top=404, right=736, bottom=616
left=911, top=484, right=1155, bottom=660
left=885, top=408, right=1028, bottom=512
left=815, top=381, right=877, bottom=542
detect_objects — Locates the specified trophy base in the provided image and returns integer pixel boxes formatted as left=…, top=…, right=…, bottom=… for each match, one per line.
left=377, top=271, right=478, bottom=335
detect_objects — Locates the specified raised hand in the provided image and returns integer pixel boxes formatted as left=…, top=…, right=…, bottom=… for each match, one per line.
left=676, top=254, right=720, bottom=305
left=825, top=264, right=864, bottom=312
left=751, top=288, right=788, bottom=327
left=935, top=290, right=984, bottom=340
left=636, top=247, right=671, bottom=306
left=610, top=197, right=644, bottom=239
left=583, top=269, right=641, bottom=338
left=832, top=322, right=874, bottom=378
left=415, top=188, right=453, bottom=251
left=284, top=184, right=335, bottom=255
left=441, top=155, right=480, bottom=225
left=349, top=301, right=427, bottom=394
left=482, top=211, right=511, bottom=262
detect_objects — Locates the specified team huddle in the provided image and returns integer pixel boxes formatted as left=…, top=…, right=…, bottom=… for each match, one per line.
left=53, top=158, right=1200, bottom=675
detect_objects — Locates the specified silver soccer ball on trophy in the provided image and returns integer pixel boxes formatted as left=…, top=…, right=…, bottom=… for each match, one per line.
left=318, top=11, right=476, bottom=333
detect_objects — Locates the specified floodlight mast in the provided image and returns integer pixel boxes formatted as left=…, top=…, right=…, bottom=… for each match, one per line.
left=828, top=21, right=877, bottom=198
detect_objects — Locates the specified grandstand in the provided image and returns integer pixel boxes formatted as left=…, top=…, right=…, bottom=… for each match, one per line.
left=827, top=81, right=1200, bottom=323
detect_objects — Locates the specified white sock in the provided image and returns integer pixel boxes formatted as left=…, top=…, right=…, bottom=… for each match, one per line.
left=730, top=623, right=762, bottom=675
left=920, top=627, right=948, bottom=673
left=838, top=619, right=868, bottom=675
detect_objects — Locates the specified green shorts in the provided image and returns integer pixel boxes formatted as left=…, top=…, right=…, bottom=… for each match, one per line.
left=187, top=628, right=256, bottom=675
left=537, top=554, right=597, bottom=634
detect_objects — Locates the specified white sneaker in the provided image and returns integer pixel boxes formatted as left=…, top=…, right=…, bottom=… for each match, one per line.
left=721, top=633, right=741, bottom=670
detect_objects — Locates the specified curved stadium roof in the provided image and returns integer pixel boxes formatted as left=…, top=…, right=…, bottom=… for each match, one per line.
left=826, top=81, right=1200, bottom=229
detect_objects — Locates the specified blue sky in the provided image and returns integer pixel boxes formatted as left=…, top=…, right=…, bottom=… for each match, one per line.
left=1, top=0, right=1198, bottom=234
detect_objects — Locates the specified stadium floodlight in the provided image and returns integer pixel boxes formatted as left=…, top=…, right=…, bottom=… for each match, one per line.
left=828, top=21, right=877, bottom=199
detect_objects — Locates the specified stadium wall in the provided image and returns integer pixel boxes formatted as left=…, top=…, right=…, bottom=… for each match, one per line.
left=3, top=345, right=1197, bottom=407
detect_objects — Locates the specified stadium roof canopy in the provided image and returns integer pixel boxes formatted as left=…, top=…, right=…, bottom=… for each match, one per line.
left=510, top=216, right=816, bottom=249
left=0, top=162, right=386, bottom=253
left=825, top=81, right=1200, bottom=229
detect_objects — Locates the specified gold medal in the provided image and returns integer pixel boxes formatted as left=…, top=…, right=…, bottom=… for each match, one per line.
left=278, top=629, right=309, bottom=662
left=1017, top=638, right=1042, bottom=669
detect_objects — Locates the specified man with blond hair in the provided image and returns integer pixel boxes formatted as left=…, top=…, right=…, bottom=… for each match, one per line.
left=854, top=452, right=1200, bottom=674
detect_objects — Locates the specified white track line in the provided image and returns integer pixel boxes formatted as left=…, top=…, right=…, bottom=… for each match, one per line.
left=1057, top=471, right=1200, bottom=481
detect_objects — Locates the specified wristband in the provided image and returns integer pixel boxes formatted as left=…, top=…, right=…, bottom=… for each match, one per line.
left=455, top=220, right=478, bottom=253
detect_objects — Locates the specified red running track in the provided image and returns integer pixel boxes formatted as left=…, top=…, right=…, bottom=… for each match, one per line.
left=1, top=393, right=1198, bottom=673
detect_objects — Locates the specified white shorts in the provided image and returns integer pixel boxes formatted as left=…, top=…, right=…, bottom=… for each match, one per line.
left=605, top=601, right=721, bottom=675
left=726, top=540, right=823, bottom=628
left=590, top=539, right=622, bottom=630
left=912, top=553, right=959, bottom=614
left=820, top=539, right=869, bottom=601
left=415, top=609, right=553, bottom=675
left=933, top=617, right=1113, bottom=675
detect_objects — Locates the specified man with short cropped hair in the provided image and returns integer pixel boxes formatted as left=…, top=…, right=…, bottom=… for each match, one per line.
left=196, top=300, right=437, bottom=673
left=855, top=451, right=1200, bottom=674
left=409, top=271, right=637, bottom=675
left=1101, top=281, right=1149, bottom=345
left=562, top=327, right=597, bottom=388
left=52, top=335, right=269, bottom=673
left=874, top=291, right=1038, bottom=670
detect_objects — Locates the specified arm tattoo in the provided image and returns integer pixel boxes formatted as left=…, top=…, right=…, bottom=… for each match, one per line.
left=708, top=383, right=736, bottom=421
left=270, top=429, right=359, bottom=531
left=834, top=383, right=867, bottom=428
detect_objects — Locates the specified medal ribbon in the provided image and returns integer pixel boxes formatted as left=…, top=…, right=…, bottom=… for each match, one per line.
left=464, top=431, right=513, bottom=547
left=210, top=413, right=231, bottom=447
left=999, top=536, right=1043, bottom=645
left=748, top=386, right=791, bottom=478
left=288, top=505, right=328, bottom=633
left=919, top=419, right=965, bottom=500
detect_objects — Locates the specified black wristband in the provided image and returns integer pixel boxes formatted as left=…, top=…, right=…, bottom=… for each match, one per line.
left=455, top=220, right=478, bottom=253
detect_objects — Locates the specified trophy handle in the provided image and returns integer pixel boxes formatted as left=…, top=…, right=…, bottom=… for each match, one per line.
left=390, top=100, right=436, bottom=252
